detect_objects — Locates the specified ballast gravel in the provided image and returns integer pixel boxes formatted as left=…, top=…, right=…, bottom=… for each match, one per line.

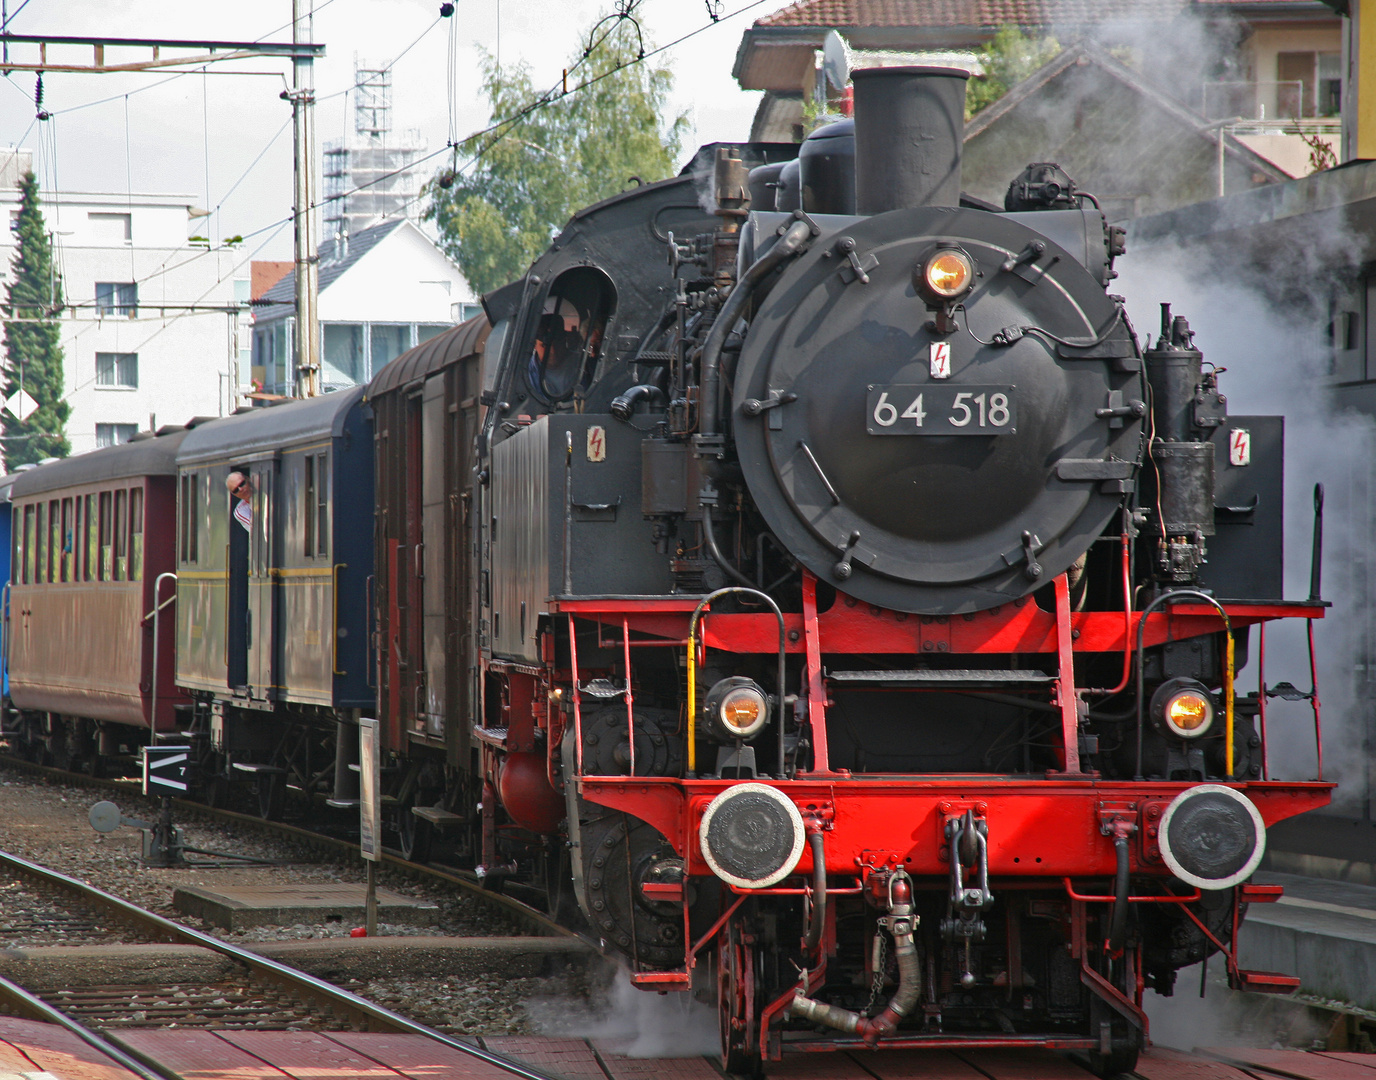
left=0, top=766, right=614, bottom=1036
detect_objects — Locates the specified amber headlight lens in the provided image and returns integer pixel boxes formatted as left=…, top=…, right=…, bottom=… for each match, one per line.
left=1165, top=692, right=1212, bottom=737
left=704, top=677, right=771, bottom=742
left=720, top=687, right=768, bottom=738
left=924, top=250, right=974, bottom=298
left=1151, top=678, right=1216, bottom=740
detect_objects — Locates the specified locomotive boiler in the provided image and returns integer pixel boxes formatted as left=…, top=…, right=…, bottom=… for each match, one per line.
left=464, top=66, right=1331, bottom=1074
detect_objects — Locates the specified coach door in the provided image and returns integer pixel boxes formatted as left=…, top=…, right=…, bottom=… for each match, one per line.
left=247, top=460, right=278, bottom=697
left=420, top=379, right=446, bottom=738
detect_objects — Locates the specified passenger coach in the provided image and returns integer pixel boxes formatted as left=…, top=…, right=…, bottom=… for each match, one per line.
left=174, top=390, right=373, bottom=815
left=5, top=426, right=192, bottom=768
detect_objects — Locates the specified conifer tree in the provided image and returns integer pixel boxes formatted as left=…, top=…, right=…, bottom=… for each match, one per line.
left=2, top=171, right=70, bottom=467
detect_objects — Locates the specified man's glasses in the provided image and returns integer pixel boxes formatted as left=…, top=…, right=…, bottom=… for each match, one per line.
left=232, top=482, right=249, bottom=496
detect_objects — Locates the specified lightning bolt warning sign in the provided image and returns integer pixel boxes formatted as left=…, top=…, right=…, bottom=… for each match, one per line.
left=587, top=425, right=607, bottom=462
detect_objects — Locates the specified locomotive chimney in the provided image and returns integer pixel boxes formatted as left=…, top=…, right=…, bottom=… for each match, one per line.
left=852, top=66, right=969, bottom=213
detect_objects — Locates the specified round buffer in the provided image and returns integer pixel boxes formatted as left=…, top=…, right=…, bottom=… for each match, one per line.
left=699, top=783, right=806, bottom=889
left=1158, top=783, right=1266, bottom=891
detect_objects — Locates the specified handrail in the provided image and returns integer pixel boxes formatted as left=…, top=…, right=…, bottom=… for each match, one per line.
left=145, top=572, right=177, bottom=744
left=688, top=586, right=787, bottom=778
left=1062, top=877, right=1200, bottom=904
left=1134, top=589, right=1233, bottom=780
left=332, top=562, right=348, bottom=676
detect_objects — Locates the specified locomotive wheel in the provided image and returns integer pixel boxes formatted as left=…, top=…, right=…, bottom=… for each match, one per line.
left=256, top=774, right=285, bottom=820
left=1086, top=1015, right=1141, bottom=1078
left=543, top=838, right=582, bottom=925
left=717, top=919, right=760, bottom=1077
left=397, top=797, right=434, bottom=864
left=579, top=814, right=684, bottom=968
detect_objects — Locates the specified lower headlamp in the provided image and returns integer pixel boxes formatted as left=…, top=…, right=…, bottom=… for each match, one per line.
left=1151, top=678, right=1216, bottom=740
left=703, top=677, right=770, bottom=741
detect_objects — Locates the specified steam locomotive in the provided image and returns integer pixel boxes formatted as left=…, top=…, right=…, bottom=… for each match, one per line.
left=1, top=65, right=1332, bottom=1076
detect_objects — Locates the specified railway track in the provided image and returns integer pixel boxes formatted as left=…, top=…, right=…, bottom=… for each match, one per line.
left=7, top=754, right=1376, bottom=1080
left=0, top=847, right=563, bottom=1080
left=0, top=750, right=570, bottom=939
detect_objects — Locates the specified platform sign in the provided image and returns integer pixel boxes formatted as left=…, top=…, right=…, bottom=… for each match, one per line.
left=359, top=718, right=381, bottom=862
left=142, top=745, right=189, bottom=796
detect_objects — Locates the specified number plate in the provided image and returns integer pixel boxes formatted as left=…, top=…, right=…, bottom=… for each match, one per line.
left=866, top=384, right=1017, bottom=435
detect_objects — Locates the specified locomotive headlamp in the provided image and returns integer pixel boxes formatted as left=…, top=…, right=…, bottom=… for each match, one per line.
left=921, top=248, right=974, bottom=299
left=704, top=677, right=770, bottom=742
left=1151, top=678, right=1215, bottom=740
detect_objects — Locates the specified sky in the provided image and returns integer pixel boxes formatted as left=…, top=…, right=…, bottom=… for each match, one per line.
left=0, top=0, right=774, bottom=262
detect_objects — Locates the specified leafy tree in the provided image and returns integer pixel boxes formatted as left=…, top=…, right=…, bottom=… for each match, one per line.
left=966, top=26, right=1062, bottom=118
left=2, top=172, right=69, bottom=467
left=429, top=12, right=688, bottom=295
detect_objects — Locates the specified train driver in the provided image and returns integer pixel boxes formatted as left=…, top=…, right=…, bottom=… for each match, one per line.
left=528, top=297, right=593, bottom=403
left=226, top=471, right=253, bottom=532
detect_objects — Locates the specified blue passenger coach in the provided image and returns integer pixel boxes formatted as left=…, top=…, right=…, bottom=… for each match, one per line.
left=173, top=390, right=374, bottom=814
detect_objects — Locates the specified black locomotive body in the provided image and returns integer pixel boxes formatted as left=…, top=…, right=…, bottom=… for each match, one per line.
left=459, top=66, right=1330, bottom=1074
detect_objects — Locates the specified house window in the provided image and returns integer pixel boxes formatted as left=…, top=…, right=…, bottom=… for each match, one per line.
left=323, top=322, right=365, bottom=386
left=95, top=281, right=138, bottom=317
left=1277, top=52, right=1342, bottom=119
left=96, top=352, right=138, bottom=388
left=370, top=324, right=411, bottom=373
left=96, top=423, right=137, bottom=448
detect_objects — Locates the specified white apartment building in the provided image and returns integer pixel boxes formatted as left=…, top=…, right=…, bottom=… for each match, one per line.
left=0, top=148, right=249, bottom=457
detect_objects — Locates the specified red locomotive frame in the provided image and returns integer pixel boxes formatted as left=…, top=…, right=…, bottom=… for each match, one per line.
left=472, top=566, right=1333, bottom=1061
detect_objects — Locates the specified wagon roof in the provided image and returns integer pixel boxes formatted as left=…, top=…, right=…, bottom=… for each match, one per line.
left=176, top=386, right=367, bottom=466
left=10, top=427, right=195, bottom=498
left=367, top=315, right=489, bottom=397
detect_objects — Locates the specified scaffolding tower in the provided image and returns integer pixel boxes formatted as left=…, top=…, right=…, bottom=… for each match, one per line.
left=323, top=59, right=426, bottom=241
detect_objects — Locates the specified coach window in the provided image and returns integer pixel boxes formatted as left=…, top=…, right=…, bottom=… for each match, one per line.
left=130, top=488, right=143, bottom=580
left=114, top=489, right=128, bottom=580
left=34, top=503, right=46, bottom=583
left=305, top=452, right=327, bottom=557
left=84, top=494, right=95, bottom=581
left=60, top=498, right=72, bottom=582
left=19, top=504, right=31, bottom=584
left=48, top=500, right=60, bottom=582
left=98, top=491, right=112, bottom=580
left=304, top=455, right=315, bottom=556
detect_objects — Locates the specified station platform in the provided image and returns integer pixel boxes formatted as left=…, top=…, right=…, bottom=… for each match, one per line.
left=5, top=1018, right=1376, bottom=1080
left=1242, top=872, right=1376, bottom=1013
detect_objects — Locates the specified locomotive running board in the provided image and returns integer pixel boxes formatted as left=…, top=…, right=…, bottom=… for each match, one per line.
left=629, top=971, right=691, bottom=989
left=827, top=669, right=1056, bottom=686
left=779, top=1034, right=1098, bottom=1052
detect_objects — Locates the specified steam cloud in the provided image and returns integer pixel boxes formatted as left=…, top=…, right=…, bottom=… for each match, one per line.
left=526, top=964, right=718, bottom=1058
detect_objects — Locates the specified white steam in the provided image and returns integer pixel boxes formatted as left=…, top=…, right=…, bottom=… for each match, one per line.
left=1117, top=215, right=1376, bottom=808
left=525, top=965, right=718, bottom=1058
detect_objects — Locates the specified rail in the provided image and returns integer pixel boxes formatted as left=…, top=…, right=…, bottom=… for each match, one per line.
left=0, top=973, right=168, bottom=1080
left=0, top=847, right=563, bottom=1080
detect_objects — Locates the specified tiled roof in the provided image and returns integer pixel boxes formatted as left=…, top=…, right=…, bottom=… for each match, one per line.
left=257, top=218, right=405, bottom=311
left=756, top=0, right=1190, bottom=28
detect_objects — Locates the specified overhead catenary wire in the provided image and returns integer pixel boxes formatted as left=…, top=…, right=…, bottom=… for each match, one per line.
left=10, top=0, right=770, bottom=327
